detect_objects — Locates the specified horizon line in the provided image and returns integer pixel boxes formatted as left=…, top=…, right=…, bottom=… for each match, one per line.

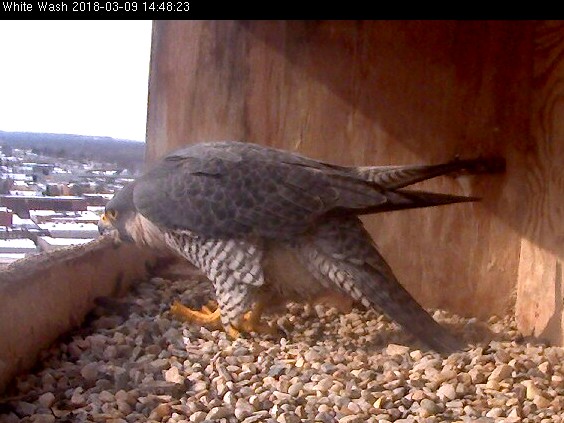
left=0, top=129, right=145, bottom=143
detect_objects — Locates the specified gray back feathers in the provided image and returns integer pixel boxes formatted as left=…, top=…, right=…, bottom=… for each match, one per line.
left=119, top=141, right=476, bottom=239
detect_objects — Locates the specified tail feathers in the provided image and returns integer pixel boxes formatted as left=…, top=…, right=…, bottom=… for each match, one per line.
left=356, top=262, right=463, bottom=353
left=356, top=156, right=506, bottom=190
left=339, top=189, right=479, bottom=216
left=300, top=216, right=464, bottom=353
left=304, top=248, right=462, bottom=353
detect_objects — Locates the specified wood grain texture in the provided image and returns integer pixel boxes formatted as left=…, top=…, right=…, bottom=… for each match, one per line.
left=146, top=21, right=534, bottom=321
left=516, top=239, right=563, bottom=344
left=515, top=21, right=564, bottom=344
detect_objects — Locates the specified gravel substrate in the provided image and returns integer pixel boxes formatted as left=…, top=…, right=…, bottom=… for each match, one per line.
left=1, top=271, right=563, bottom=423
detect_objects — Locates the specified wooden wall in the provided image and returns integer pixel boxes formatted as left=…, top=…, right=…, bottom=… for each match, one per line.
left=146, top=21, right=564, bottom=345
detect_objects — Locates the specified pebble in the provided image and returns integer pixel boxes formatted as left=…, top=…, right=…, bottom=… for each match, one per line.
left=386, top=344, right=410, bottom=355
left=485, top=407, right=504, bottom=418
left=437, top=383, right=457, bottom=401
left=80, top=362, right=99, bottom=381
left=117, top=400, right=132, bottom=414
left=268, top=365, right=287, bottom=377
left=463, top=405, right=478, bottom=416
left=70, top=389, right=85, bottom=406
left=241, top=411, right=270, bottom=423
left=149, top=403, right=171, bottom=420
left=29, top=415, right=55, bottom=423
left=305, top=349, right=321, bottom=361
left=189, top=411, right=207, bottom=423
left=288, top=382, right=303, bottom=396
left=2, top=276, right=562, bottom=423
left=37, top=392, right=55, bottom=408
left=338, top=416, right=364, bottom=423
left=99, top=390, right=114, bottom=402
left=16, top=401, right=36, bottom=416
left=534, top=395, right=552, bottom=409
left=277, top=413, right=301, bottom=423
left=206, top=406, right=233, bottom=420
left=419, top=398, right=440, bottom=417
left=523, top=380, right=542, bottom=400
left=164, top=366, right=184, bottom=384
left=489, top=364, right=512, bottom=381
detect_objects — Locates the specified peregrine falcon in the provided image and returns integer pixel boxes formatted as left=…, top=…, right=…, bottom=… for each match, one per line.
left=98, top=141, right=503, bottom=352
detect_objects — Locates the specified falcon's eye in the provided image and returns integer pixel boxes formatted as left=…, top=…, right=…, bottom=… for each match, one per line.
left=106, top=209, right=118, bottom=220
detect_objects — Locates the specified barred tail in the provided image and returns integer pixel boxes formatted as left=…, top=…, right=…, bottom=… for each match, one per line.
left=342, top=189, right=479, bottom=216
left=299, top=216, right=463, bottom=353
left=355, top=156, right=506, bottom=189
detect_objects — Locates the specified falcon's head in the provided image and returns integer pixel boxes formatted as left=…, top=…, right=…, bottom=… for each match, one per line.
left=98, top=183, right=137, bottom=243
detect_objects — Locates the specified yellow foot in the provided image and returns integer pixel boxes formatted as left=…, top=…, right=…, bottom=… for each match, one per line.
left=170, top=301, right=221, bottom=328
left=226, top=304, right=280, bottom=339
left=201, top=300, right=218, bottom=314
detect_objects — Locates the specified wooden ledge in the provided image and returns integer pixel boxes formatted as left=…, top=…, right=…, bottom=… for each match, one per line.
left=0, top=236, right=157, bottom=393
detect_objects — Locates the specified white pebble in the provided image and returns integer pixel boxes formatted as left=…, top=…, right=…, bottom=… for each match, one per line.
left=165, top=366, right=184, bottom=384
left=189, top=411, right=207, bottom=423
left=486, top=407, right=504, bottom=418
left=436, top=383, right=456, bottom=401
left=206, top=406, right=232, bottom=420
left=386, top=344, right=410, bottom=355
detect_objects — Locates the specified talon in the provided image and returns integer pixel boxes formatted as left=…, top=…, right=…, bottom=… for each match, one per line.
left=201, top=300, right=218, bottom=313
left=231, top=303, right=280, bottom=336
left=170, top=301, right=221, bottom=327
left=172, top=300, right=279, bottom=338
left=226, top=325, right=241, bottom=339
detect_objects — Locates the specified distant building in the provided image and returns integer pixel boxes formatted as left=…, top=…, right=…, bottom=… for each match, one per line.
left=32, top=163, right=54, bottom=175
left=87, top=206, right=105, bottom=215
left=0, top=238, right=37, bottom=254
left=9, top=190, right=39, bottom=197
left=0, top=195, right=87, bottom=217
left=0, top=207, right=13, bottom=227
left=30, top=210, right=99, bottom=224
left=4, top=173, right=32, bottom=182
left=83, top=193, right=113, bottom=207
left=11, top=215, right=41, bottom=231
left=37, top=222, right=99, bottom=239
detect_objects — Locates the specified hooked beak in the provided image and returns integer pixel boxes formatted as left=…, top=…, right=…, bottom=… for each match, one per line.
left=98, top=212, right=134, bottom=243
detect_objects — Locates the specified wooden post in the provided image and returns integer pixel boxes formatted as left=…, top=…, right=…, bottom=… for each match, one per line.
left=146, top=21, right=564, bottom=345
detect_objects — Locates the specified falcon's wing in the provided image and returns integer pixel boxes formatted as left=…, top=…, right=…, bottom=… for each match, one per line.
left=132, top=142, right=475, bottom=239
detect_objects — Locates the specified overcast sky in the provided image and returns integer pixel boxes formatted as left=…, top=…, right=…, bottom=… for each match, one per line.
left=0, top=21, right=152, bottom=142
